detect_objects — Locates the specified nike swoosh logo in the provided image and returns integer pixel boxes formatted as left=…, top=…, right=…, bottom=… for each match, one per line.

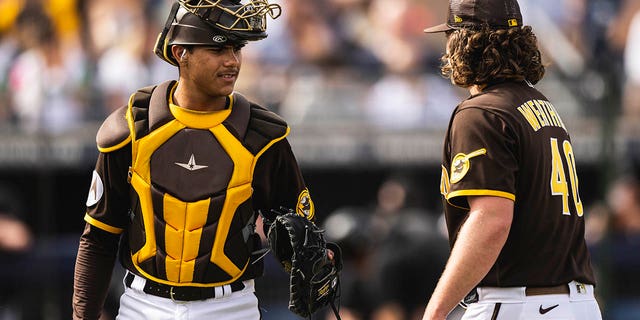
left=175, top=154, right=208, bottom=171
left=539, top=304, right=559, bottom=314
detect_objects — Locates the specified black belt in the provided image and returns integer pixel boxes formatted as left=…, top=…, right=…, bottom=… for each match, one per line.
left=525, top=284, right=569, bottom=296
left=464, top=284, right=570, bottom=304
left=125, top=272, right=245, bottom=301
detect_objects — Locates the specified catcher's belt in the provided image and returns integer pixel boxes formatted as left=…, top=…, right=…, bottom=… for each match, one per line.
left=125, top=271, right=247, bottom=302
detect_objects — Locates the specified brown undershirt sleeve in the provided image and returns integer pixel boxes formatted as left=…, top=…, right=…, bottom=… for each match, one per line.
left=72, top=223, right=121, bottom=320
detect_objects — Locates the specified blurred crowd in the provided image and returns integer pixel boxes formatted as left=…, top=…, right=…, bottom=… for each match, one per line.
left=320, top=174, right=450, bottom=320
left=585, top=173, right=640, bottom=320
left=0, top=0, right=639, bottom=134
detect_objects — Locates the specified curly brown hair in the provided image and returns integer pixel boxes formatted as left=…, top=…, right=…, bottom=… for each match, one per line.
left=441, top=26, right=545, bottom=87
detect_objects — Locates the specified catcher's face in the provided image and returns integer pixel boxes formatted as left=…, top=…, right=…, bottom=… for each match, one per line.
left=178, top=44, right=244, bottom=103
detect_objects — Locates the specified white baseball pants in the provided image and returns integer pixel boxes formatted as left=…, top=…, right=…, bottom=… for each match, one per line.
left=460, top=281, right=602, bottom=320
left=116, top=277, right=260, bottom=320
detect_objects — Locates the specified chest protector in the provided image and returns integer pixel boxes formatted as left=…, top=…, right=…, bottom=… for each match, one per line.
left=125, top=80, right=288, bottom=287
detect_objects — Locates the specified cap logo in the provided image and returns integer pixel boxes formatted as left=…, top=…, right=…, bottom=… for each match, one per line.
left=508, top=19, right=518, bottom=27
left=212, top=35, right=227, bottom=43
left=454, top=15, right=463, bottom=23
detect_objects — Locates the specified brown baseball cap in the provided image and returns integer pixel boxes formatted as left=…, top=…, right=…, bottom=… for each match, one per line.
left=423, top=0, right=523, bottom=33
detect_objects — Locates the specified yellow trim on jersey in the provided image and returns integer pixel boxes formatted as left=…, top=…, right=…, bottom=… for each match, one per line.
left=169, top=104, right=232, bottom=129
left=168, top=89, right=234, bottom=129
left=446, top=189, right=516, bottom=201
left=96, top=94, right=135, bottom=153
left=256, top=126, right=290, bottom=158
left=84, top=213, right=124, bottom=234
left=97, top=135, right=132, bottom=153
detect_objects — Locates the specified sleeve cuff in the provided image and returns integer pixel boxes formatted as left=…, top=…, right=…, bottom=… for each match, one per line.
left=446, top=189, right=516, bottom=209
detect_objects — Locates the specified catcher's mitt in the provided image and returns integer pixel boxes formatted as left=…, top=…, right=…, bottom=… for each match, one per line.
left=266, top=209, right=342, bottom=319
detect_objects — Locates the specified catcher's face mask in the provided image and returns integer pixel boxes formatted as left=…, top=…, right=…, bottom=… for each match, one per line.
left=154, top=0, right=281, bottom=65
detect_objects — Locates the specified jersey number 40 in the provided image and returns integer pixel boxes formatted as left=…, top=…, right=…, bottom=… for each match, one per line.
left=549, top=138, right=584, bottom=217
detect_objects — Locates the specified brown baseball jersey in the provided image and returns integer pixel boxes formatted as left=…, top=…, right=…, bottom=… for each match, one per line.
left=440, top=81, right=596, bottom=287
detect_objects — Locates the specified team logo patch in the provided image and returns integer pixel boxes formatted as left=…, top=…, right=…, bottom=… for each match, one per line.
left=450, top=148, right=487, bottom=184
left=296, top=189, right=315, bottom=219
left=86, top=170, right=104, bottom=207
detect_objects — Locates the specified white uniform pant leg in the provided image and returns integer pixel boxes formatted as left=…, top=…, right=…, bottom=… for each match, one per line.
left=116, top=279, right=260, bottom=320
left=460, top=281, right=602, bottom=320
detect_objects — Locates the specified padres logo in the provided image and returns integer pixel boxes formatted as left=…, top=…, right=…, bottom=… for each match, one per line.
left=296, top=189, right=315, bottom=219
left=450, top=148, right=487, bottom=184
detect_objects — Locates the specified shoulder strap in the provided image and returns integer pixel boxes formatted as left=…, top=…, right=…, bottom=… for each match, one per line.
left=125, top=80, right=177, bottom=183
left=243, top=103, right=289, bottom=155
left=126, top=84, right=156, bottom=182
left=224, top=92, right=252, bottom=139
left=128, top=85, right=155, bottom=142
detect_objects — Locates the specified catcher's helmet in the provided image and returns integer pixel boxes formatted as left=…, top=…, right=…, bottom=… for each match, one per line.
left=154, top=0, right=281, bottom=65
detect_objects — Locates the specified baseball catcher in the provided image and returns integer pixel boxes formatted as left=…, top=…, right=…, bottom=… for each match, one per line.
left=71, top=1, right=332, bottom=319
left=264, top=208, right=343, bottom=319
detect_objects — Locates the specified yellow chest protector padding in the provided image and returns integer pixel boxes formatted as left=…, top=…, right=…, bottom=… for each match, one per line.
left=124, top=80, right=289, bottom=287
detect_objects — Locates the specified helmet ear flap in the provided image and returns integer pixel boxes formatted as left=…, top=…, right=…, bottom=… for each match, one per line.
left=154, top=2, right=181, bottom=66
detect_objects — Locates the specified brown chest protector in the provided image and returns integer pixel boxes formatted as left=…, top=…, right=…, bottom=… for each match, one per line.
left=124, top=80, right=288, bottom=287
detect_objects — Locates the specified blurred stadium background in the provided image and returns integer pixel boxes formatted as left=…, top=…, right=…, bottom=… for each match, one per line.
left=0, top=0, right=639, bottom=319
